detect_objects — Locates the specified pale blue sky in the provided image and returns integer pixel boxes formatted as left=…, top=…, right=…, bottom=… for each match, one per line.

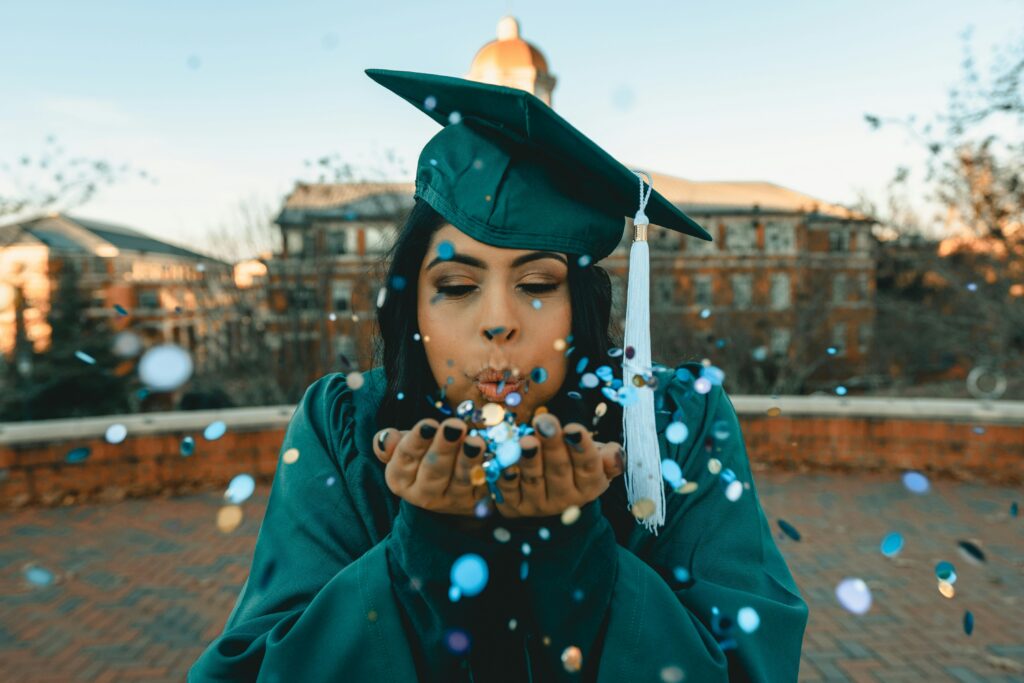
left=1, top=0, right=1021, bottom=255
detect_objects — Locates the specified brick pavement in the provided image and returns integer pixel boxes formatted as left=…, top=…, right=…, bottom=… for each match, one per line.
left=1, top=471, right=1021, bottom=682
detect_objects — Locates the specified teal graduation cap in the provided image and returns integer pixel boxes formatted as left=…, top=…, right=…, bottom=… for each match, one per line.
left=366, top=67, right=711, bottom=532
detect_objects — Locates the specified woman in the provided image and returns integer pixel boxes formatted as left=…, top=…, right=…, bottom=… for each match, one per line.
left=189, top=70, right=808, bottom=682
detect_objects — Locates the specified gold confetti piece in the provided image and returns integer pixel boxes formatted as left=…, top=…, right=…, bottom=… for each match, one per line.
left=631, top=498, right=656, bottom=520
left=553, top=338, right=567, bottom=351
left=534, top=405, right=549, bottom=416
left=561, top=505, right=581, bottom=525
left=217, top=505, right=243, bottom=533
left=938, top=580, right=956, bottom=598
left=766, top=406, right=782, bottom=417
left=471, top=465, right=487, bottom=486
left=282, top=448, right=300, bottom=464
left=346, top=371, right=365, bottom=390
left=708, top=458, right=722, bottom=474
left=561, top=646, right=583, bottom=673
left=594, top=402, right=607, bottom=418
left=367, top=610, right=378, bottom=622
left=542, top=636, right=552, bottom=647
left=481, top=403, right=505, bottom=426
left=676, top=481, right=699, bottom=494
left=422, top=335, right=431, bottom=343
left=632, top=375, right=647, bottom=387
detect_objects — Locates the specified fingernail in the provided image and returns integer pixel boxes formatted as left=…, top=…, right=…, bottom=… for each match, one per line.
left=419, top=423, right=437, bottom=439
left=443, top=425, right=463, bottom=442
left=463, top=442, right=482, bottom=458
left=376, top=431, right=388, bottom=451
left=564, top=430, right=583, bottom=445
left=521, top=446, right=538, bottom=459
left=502, top=469, right=518, bottom=481
left=537, top=418, right=557, bottom=438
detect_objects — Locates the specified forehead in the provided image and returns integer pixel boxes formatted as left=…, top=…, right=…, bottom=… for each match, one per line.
left=427, top=224, right=548, bottom=263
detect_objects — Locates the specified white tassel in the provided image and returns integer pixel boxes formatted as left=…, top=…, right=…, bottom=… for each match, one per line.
left=622, top=171, right=664, bottom=534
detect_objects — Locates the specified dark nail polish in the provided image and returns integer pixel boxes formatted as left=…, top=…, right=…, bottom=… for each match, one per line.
left=502, top=469, right=518, bottom=481
left=376, top=431, right=388, bottom=451
left=443, top=425, right=463, bottom=442
left=521, top=446, right=538, bottom=459
left=463, top=442, right=482, bottom=458
left=564, top=430, right=583, bottom=444
left=419, top=423, right=437, bottom=439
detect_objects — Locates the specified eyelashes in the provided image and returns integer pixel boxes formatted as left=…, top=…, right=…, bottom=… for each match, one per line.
left=435, top=283, right=560, bottom=299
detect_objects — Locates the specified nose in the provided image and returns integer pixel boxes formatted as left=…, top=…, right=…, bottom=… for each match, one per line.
left=479, top=287, right=519, bottom=344
left=482, top=325, right=515, bottom=342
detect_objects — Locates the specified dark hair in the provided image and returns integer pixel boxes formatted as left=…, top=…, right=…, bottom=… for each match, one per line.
left=372, top=197, right=624, bottom=443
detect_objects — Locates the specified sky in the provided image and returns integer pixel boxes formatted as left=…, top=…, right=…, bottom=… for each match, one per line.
left=1, top=0, right=1022, bottom=258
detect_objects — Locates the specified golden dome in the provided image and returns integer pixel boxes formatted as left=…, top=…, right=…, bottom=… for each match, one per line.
left=469, top=16, right=549, bottom=75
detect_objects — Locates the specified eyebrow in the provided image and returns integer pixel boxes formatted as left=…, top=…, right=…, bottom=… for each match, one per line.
left=426, top=250, right=568, bottom=271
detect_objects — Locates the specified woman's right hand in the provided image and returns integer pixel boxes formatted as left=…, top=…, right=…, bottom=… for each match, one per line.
left=373, top=418, right=488, bottom=516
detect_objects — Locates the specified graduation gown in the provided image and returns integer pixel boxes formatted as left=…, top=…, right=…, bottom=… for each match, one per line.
left=188, top=364, right=808, bottom=682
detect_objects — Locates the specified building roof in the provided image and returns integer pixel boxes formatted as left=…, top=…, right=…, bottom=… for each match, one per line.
left=0, top=214, right=228, bottom=263
left=276, top=182, right=415, bottom=224
left=469, top=17, right=550, bottom=76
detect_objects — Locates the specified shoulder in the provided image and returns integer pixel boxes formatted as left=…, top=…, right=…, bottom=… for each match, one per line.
left=295, top=367, right=387, bottom=466
left=651, top=361, right=735, bottom=474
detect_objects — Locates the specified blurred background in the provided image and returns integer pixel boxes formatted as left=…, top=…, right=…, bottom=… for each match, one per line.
left=0, top=2, right=1021, bottom=681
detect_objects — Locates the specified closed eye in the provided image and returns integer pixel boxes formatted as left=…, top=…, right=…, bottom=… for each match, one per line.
left=434, top=283, right=559, bottom=298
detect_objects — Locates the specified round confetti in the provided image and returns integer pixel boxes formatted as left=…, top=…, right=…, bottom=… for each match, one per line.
left=204, top=420, right=227, bottom=441
left=561, top=505, right=581, bottom=525
left=676, top=481, right=699, bottom=494
left=493, top=527, right=511, bottom=543
left=661, top=459, right=683, bottom=488
left=496, top=441, right=522, bottom=468
left=390, top=275, right=407, bottom=291
left=505, top=391, right=522, bottom=407
left=424, top=95, right=437, bottom=110
left=660, top=665, right=685, bottom=683
left=835, top=578, right=872, bottom=614
left=665, top=421, right=689, bottom=445
left=457, top=400, right=475, bottom=419
left=957, top=540, right=986, bottom=564
left=835, top=385, right=848, bottom=396
left=902, top=471, right=930, bottom=494
left=577, top=255, right=592, bottom=267
left=66, top=447, right=90, bottom=464
left=138, top=343, right=194, bottom=391
left=935, top=561, right=957, bottom=584
left=561, top=646, right=583, bottom=673
left=707, top=458, right=722, bottom=474
left=346, top=371, right=365, bottom=390
left=737, top=606, right=760, bottom=633
left=436, top=240, right=455, bottom=260
left=451, top=554, right=488, bottom=597
left=673, top=567, right=691, bottom=583
left=225, top=474, right=256, bottom=504
left=580, top=373, right=599, bottom=389
left=963, top=610, right=974, bottom=636
left=282, top=448, right=300, bottom=464
left=75, top=350, right=96, bottom=365
left=376, top=287, right=388, bottom=308
left=105, top=424, right=127, bottom=444
left=180, top=436, right=195, bottom=456
left=24, top=565, right=55, bottom=587
left=112, top=331, right=143, bottom=357
left=538, top=527, right=550, bottom=540
left=448, top=111, right=462, bottom=124
left=725, top=480, right=744, bottom=502
left=553, top=339, right=567, bottom=351
left=938, top=580, right=956, bottom=598
left=470, top=465, right=486, bottom=486
left=694, top=377, right=712, bottom=394
left=217, top=505, right=243, bottom=533
left=766, top=406, right=782, bottom=417
left=712, top=420, right=731, bottom=441
left=443, top=628, right=470, bottom=654
left=481, top=403, right=505, bottom=426
left=880, top=532, right=904, bottom=557
left=631, top=498, right=656, bottom=520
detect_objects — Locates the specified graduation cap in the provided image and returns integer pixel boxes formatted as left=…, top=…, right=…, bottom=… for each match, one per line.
left=366, top=68, right=712, bottom=532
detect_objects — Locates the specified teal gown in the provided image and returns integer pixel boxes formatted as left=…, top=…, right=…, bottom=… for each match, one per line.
left=188, top=364, right=808, bottom=682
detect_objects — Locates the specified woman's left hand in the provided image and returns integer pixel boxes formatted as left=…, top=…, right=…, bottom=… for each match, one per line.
left=495, top=412, right=625, bottom=518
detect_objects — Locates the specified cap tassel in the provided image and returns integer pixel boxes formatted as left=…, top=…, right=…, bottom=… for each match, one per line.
left=622, top=170, right=665, bottom=534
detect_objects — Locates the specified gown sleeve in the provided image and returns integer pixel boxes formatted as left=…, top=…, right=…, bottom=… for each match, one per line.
left=593, top=367, right=810, bottom=682
left=187, top=373, right=419, bottom=682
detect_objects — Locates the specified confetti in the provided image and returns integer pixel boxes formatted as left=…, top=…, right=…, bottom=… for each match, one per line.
left=24, top=564, right=55, bottom=587
left=347, top=371, right=365, bottom=390
left=665, top=422, right=689, bottom=445
left=75, top=350, right=96, bottom=365
left=204, top=421, right=227, bottom=441
left=180, top=436, right=195, bottom=456
left=902, top=471, right=930, bottom=494
left=66, top=447, right=90, bottom=464
left=436, top=240, right=455, bottom=260
left=561, top=505, right=581, bottom=525
left=707, top=458, right=722, bottom=474
left=935, top=561, right=957, bottom=584
left=561, top=646, right=583, bottom=672
left=282, top=448, right=300, bottom=464
left=661, top=459, right=683, bottom=488
left=217, top=505, right=243, bottom=533
left=631, top=498, right=656, bottom=520
left=225, top=474, right=256, bottom=504
left=957, top=540, right=986, bottom=564
left=443, top=628, right=470, bottom=654
left=450, top=554, right=488, bottom=598
left=777, top=519, right=801, bottom=541
left=660, top=666, right=685, bottom=683
left=481, top=403, right=505, bottom=426
left=105, top=424, right=127, bottom=444
left=963, top=610, right=974, bottom=635
left=138, top=343, right=193, bottom=391
left=493, top=527, right=511, bottom=543
left=737, top=606, right=760, bottom=633
left=835, top=578, right=871, bottom=614
left=880, top=532, right=904, bottom=557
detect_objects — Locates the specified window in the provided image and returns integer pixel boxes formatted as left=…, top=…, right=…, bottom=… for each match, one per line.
left=769, top=273, right=791, bottom=310
left=326, top=230, right=347, bottom=255
left=288, top=286, right=318, bottom=309
left=770, top=328, right=791, bottom=356
left=650, top=230, right=681, bottom=253
left=726, top=222, right=757, bottom=252
left=688, top=232, right=717, bottom=254
left=764, top=222, right=795, bottom=254
left=653, top=275, right=675, bottom=309
left=858, top=323, right=872, bottom=354
left=286, top=230, right=304, bottom=256
left=138, top=290, right=159, bottom=308
left=831, top=322, right=847, bottom=356
left=833, top=274, right=847, bottom=305
left=858, top=272, right=870, bottom=299
left=694, top=274, right=713, bottom=307
left=335, top=334, right=358, bottom=366
left=731, top=273, right=753, bottom=309
left=331, top=280, right=352, bottom=312
left=829, top=228, right=850, bottom=252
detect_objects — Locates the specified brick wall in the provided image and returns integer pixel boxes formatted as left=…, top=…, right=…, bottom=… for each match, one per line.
left=1, top=396, right=1021, bottom=509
